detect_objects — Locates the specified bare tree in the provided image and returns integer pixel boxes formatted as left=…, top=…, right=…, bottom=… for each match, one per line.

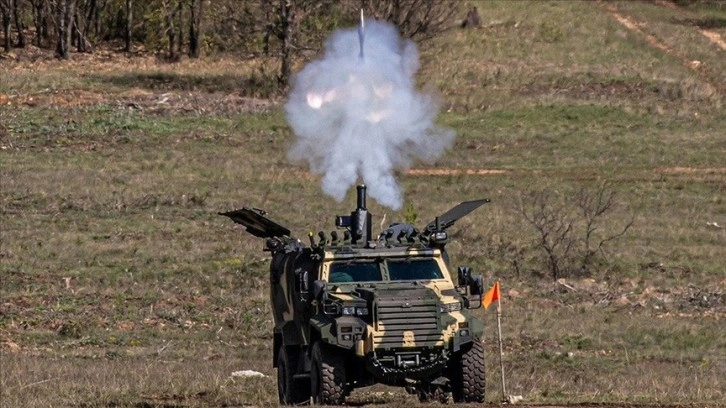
left=357, top=0, right=462, bottom=42
left=244, top=0, right=330, bottom=88
left=124, top=0, right=132, bottom=52
left=575, top=185, right=634, bottom=272
left=161, top=0, right=178, bottom=60
left=87, top=0, right=103, bottom=39
left=176, top=0, right=183, bottom=55
left=1, top=0, right=10, bottom=52
left=243, top=0, right=303, bottom=88
left=277, top=0, right=295, bottom=88
left=55, top=0, right=68, bottom=58
left=51, top=0, right=78, bottom=58
left=187, top=0, right=203, bottom=58
left=30, top=0, right=49, bottom=47
left=3, top=0, right=457, bottom=72
left=519, top=191, right=576, bottom=280
left=518, top=184, right=635, bottom=280
left=65, top=0, right=76, bottom=55
left=12, top=0, right=24, bottom=47
left=81, top=0, right=97, bottom=41
left=71, top=1, right=91, bottom=52
left=238, top=0, right=459, bottom=92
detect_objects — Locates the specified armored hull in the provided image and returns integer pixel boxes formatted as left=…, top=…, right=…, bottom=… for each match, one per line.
left=221, top=185, right=489, bottom=404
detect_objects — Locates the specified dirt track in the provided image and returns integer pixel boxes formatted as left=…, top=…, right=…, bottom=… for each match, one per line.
left=407, top=167, right=726, bottom=175
left=496, top=405, right=726, bottom=408
left=406, top=167, right=726, bottom=182
left=605, top=2, right=726, bottom=92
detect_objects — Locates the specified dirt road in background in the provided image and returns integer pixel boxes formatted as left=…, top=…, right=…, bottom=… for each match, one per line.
left=406, top=167, right=726, bottom=182
left=604, top=2, right=725, bottom=92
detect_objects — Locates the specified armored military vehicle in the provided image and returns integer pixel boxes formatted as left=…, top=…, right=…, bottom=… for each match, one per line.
left=220, top=185, right=489, bottom=404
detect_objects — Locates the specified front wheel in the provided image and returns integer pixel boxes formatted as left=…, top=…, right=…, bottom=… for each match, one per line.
left=277, top=347, right=309, bottom=405
left=450, top=338, right=486, bottom=403
left=310, top=341, right=347, bottom=405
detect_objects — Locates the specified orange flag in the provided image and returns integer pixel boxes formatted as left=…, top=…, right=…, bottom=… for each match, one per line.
left=482, top=281, right=500, bottom=310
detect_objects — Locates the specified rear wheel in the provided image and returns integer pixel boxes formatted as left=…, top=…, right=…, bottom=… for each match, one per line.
left=310, top=342, right=347, bottom=405
left=277, top=347, right=309, bottom=405
left=450, top=339, right=486, bottom=403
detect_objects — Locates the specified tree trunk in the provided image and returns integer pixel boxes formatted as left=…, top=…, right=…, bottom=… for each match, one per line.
left=12, top=0, right=24, bottom=48
left=31, top=0, right=42, bottom=47
left=124, top=0, right=131, bottom=52
left=73, top=7, right=85, bottom=52
left=261, top=0, right=272, bottom=56
left=71, top=6, right=78, bottom=50
left=93, top=0, right=100, bottom=38
left=1, top=1, right=10, bottom=52
left=163, top=0, right=177, bottom=61
left=65, top=0, right=75, bottom=56
left=188, top=0, right=203, bottom=58
left=42, top=0, right=50, bottom=46
left=41, top=1, right=50, bottom=48
left=55, top=0, right=67, bottom=58
left=31, top=0, right=50, bottom=48
left=82, top=0, right=96, bottom=45
left=277, top=0, right=294, bottom=89
left=176, top=0, right=183, bottom=56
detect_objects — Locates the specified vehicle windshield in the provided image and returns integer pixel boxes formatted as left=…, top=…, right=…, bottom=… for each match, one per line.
left=388, top=259, right=443, bottom=281
left=329, top=262, right=382, bottom=283
left=328, top=258, right=444, bottom=283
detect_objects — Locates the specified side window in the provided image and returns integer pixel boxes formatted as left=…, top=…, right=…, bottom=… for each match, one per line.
left=293, top=260, right=317, bottom=293
left=388, top=259, right=443, bottom=281
left=294, top=268, right=307, bottom=292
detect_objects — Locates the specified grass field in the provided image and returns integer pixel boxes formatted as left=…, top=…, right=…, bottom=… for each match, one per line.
left=1, top=1, right=725, bottom=407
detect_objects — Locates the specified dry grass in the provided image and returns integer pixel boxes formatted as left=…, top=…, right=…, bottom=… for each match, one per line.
left=420, top=1, right=724, bottom=114
left=1, top=1, right=725, bottom=407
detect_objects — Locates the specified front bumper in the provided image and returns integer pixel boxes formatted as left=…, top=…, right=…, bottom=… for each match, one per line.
left=365, top=347, right=449, bottom=383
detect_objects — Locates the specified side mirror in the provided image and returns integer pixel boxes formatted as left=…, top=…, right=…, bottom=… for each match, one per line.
left=312, top=279, right=327, bottom=301
left=458, top=266, right=484, bottom=309
left=469, top=274, right=484, bottom=296
left=457, top=266, right=472, bottom=287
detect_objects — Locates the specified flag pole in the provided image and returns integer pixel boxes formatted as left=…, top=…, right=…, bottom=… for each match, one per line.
left=496, top=285, right=507, bottom=399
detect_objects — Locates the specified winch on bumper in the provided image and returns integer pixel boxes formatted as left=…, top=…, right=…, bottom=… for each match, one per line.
left=365, top=347, right=449, bottom=383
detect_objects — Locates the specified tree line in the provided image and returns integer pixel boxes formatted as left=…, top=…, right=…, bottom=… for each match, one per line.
left=1, top=0, right=462, bottom=87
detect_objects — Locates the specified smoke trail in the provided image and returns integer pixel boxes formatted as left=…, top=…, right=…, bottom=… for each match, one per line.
left=285, top=19, right=455, bottom=210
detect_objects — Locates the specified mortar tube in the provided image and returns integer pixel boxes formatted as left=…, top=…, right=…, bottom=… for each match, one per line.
left=357, top=184, right=367, bottom=210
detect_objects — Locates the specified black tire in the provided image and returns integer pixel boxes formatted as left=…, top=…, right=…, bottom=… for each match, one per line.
left=310, top=342, right=346, bottom=405
left=451, top=339, right=486, bottom=403
left=277, top=347, right=309, bottom=405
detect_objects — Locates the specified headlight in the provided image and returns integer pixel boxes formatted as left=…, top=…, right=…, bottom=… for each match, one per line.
left=341, top=306, right=368, bottom=316
left=324, top=303, right=340, bottom=315
left=430, top=231, right=448, bottom=243
left=439, top=302, right=462, bottom=313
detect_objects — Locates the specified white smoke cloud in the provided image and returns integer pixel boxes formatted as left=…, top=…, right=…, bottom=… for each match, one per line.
left=285, top=19, right=455, bottom=210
